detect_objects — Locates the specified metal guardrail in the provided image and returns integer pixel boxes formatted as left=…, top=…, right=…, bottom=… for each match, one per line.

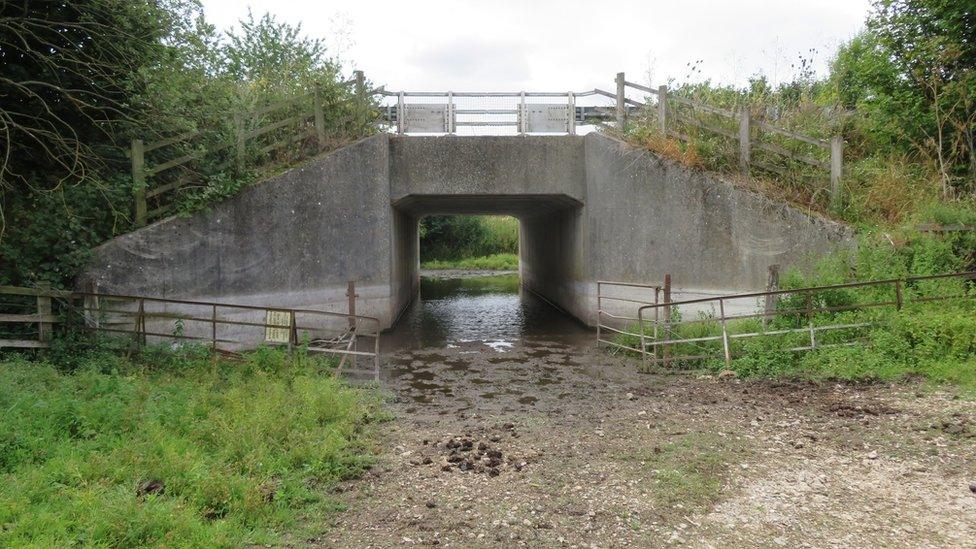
left=619, top=271, right=976, bottom=372
left=0, top=284, right=381, bottom=380
left=596, top=280, right=662, bottom=351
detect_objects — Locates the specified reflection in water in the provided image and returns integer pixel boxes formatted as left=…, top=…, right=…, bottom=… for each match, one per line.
left=385, top=274, right=590, bottom=351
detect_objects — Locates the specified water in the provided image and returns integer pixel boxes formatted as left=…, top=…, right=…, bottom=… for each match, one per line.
left=384, top=273, right=590, bottom=351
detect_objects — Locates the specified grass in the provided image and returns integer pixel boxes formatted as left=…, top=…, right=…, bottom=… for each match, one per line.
left=616, top=432, right=736, bottom=514
left=421, top=253, right=518, bottom=271
left=0, top=343, right=384, bottom=547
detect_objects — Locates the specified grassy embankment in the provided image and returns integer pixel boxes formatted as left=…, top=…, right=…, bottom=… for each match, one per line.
left=0, top=342, right=384, bottom=547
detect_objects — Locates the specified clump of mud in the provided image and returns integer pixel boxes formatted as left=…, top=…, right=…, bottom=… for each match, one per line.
left=409, top=423, right=531, bottom=476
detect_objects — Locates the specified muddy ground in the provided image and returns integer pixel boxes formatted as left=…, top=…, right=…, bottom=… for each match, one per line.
left=320, top=337, right=976, bottom=548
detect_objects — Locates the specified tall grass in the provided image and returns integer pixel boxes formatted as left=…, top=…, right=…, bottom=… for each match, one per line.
left=0, top=344, right=383, bottom=547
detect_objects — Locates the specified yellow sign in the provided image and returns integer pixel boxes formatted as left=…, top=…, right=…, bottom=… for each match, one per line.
left=265, top=310, right=292, bottom=343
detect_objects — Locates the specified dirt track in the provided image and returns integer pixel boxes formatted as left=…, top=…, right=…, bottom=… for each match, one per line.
left=320, top=338, right=976, bottom=548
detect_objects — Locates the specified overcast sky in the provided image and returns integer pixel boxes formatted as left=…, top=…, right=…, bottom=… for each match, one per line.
left=200, top=0, right=873, bottom=93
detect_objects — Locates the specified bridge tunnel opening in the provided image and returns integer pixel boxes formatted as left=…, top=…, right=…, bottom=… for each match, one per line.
left=387, top=194, right=591, bottom=349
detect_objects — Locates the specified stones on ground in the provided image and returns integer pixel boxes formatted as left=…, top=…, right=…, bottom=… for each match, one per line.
left=969, top=483, right=976, bottom=494
left=422, top=430, right=519, bottom=476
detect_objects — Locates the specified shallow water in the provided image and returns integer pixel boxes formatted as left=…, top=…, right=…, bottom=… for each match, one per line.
left=384, top=274, right=590, bottom=352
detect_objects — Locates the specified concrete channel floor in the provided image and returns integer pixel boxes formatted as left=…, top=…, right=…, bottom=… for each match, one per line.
left=318, top=338, right=976, bottom=548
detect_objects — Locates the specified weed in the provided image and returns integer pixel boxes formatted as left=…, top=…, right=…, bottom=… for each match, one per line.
left=0, top=346, right=380, bottom=546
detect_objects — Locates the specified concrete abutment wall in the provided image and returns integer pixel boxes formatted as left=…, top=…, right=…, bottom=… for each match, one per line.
left=84, top=133, right=852, bottom=330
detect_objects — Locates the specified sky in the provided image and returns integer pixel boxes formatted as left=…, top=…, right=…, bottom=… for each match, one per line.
left=200, top=0, right=873, bottom=94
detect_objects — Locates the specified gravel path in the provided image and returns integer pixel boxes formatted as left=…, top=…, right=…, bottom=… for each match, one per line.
left=317, top=338, right=976, bottom=548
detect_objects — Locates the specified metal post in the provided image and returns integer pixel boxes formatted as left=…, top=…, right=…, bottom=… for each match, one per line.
left=36, top=283, right=52, bottom=343
left=657, top=85, right=668, bottom=135
left=763, top=264, right=780, bottom=329
left=234, top=112, right=245, bottom=170
left=595, top=282, right=602, bottom=346
left=518, top=92, right=526, bottom=135
left=738, top=109, right=751, bottom=176
left=830, top=135, right=844, bottom=212
left=805, top=292, right=816, bottom=349
left=347, top=280, right=358, bottom=369
left=615, top=72, right=626, bottom=130
left=663, top=274, right=672, bottom=368
left=719, top=298, right=732, bottom=369
left=567, top=92, right=576, bottom=135
left=373, top=322, right=380, bottom=382
left=894, top=280, right=903, bottom=310
left=447, top=91, right=455, bottom=134
left=653, top=286, right=660, bottom=364
left=396, top=92, right=405, bottom=134
left=638, top=307, right=647, bottom=370
left=131, top=139, right=146, bottom=227
left=313, top=83, right=326, bottom=150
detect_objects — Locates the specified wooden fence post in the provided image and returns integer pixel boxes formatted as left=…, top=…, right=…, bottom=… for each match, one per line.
left=313, top=83, right=327, bottom=150
left=657, top=85, right=668, bottom=135
left=234, top=112, right=245, bottom=171
left=830, top=135, right=844, bottom=211
left=354, top=70, right=366, bottom=130
left=738, top=109, right=751, bottom=176
left=36, top=283, right=52, bottom=343
left=131, top=139, right=146, bottom=227
left=763, top=264, right=780, bottom=329
left=615, top=72, right=626, bottom=130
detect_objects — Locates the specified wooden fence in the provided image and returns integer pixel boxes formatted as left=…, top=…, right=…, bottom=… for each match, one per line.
left=610, top=72, right=844, bottom=210
left=0, top=282, right=381, bottom=380
left=131, top=71, right=372, bottom=227
left=605, top=271, right=976, bottom=372
left=0, top=285, right=70, bottom=349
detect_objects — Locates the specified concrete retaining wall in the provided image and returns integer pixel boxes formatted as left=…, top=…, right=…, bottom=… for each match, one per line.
left=83, top=133, right=399, bottom=325
left=83, top=132, right=852, bottom=331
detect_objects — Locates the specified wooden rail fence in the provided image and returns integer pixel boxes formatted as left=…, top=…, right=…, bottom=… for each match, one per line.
left=611, top=72, right=844, bottom=210
left=132, top=71, right=372, bottom=227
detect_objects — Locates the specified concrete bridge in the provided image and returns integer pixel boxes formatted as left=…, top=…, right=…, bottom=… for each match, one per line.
left=84, top=132, right=851, bottom=328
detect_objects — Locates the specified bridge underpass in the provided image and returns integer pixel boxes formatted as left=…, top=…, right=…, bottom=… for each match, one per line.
left=84, top=133, right=852, bottom=333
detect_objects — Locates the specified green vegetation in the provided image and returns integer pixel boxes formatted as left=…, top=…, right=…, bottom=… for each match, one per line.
left=613, top=0, right=976, bottom=392
left=0, top=2, right=374, bottom=288
left=622, top=0, right=975, bottom=227
left=420, top=215, right=519, bottom=268
left=0, top=343, right=383, bottom=547
left=616, top=232, right=976, bottom=392
left=421, top=253, right=519, bottom=271
left=617, top=432, right=736, bottom=514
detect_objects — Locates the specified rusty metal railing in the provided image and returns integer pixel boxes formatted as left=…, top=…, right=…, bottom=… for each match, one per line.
left=0, top=285, right=382, bottom=380
left=632, top=271, right=976, bottom=372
